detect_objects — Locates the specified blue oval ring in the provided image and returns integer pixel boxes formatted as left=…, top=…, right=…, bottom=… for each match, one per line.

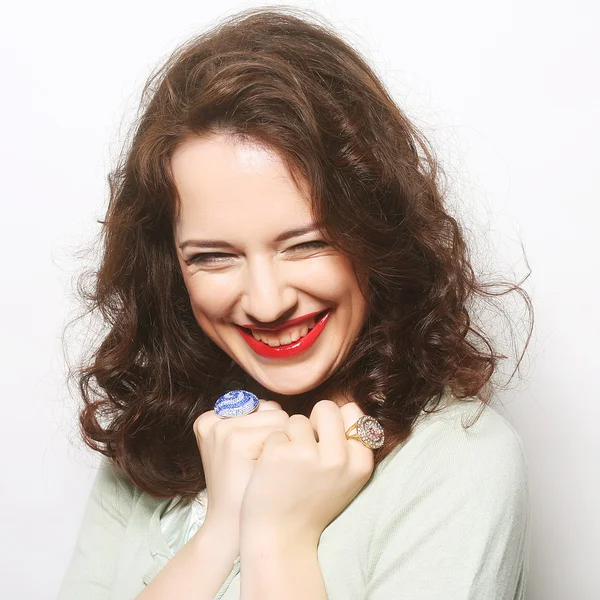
left=214, top=390, right=259, bottom=418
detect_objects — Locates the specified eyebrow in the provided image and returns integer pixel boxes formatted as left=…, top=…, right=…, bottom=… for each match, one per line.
left=178, top=224, right=319, bottom=251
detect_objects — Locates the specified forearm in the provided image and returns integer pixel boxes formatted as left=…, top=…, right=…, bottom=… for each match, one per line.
left=240, top=534, right=327, bottom=600
left=136, top=521, right=238, bottom=600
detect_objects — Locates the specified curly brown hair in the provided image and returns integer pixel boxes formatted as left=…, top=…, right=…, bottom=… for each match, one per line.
left=70, top=7, right=532, bottom=500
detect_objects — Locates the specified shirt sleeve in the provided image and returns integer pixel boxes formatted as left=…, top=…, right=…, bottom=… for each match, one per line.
left=56, top=456, right=137, bottom=600
left=365, top=413, right=530, bottom=600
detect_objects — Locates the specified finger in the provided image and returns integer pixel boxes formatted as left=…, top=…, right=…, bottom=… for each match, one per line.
left=236, top=425, right=292, bottom=459
left=262, top=430, right=290, bottom=452
left=309, top=400, right=347, bottom=458
left=285, top=414, right=318, bottom=446
left=338, top=401, right=366, bottom=432
left=256, top=399, right=284, bottom=412
left=340, top=403, right=377, bottom=470
left=204, top=398, right=284, bottom=424
left=195, top=399, right=286, bottom=439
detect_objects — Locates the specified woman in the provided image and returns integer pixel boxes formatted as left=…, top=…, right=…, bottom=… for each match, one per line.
left=58, top=7, right=532, bottom=600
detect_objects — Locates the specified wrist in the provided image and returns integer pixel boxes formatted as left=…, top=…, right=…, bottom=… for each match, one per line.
left=240, top=523, right=319, bottom=559
left=239, top=532, right=324, bottom=599
left=193, top=517, right=240, bottom=563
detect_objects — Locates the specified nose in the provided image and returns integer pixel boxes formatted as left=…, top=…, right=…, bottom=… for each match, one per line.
left=239, top=257, right=298, bottom=325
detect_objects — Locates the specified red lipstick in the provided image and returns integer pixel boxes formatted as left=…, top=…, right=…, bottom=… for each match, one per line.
left=238, top=309, right=325, bottom=332
left=237, top=310, right=331, bottom=359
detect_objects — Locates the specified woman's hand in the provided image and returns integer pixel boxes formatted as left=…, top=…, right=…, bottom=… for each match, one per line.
left=239, top=400, right=376, bottom=550
left=193, top=399, right=290, bottom=555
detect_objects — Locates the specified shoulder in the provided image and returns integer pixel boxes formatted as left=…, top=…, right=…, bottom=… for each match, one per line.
left=416, top=397, right=526, bottom=471
left=87, top=455, right=143, bottom=522
left=352, top=398, right=530, bottom=598
left=97, top=455, right=138, bottom=493
left=370, top=397, right=528, bottom=510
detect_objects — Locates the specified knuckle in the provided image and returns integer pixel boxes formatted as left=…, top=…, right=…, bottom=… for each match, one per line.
left=263, top=410, right=290, bottom=429
left=314, top=399, right=337, bottom=411
left=259, top=400, right=283, bottom=411
left=193, top=412, right=212, bottom=438
left=287, top=414, right=309, bottom=426
left=275, top=409, right=292, bottom=422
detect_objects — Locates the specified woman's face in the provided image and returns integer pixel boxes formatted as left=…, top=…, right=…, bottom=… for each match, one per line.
left=172, top=133, right=368, bottom=397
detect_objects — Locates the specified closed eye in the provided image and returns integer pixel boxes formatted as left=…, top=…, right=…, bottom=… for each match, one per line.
left=291, top=241, right=328, bottom=251
left=186, top=252, right=233, bottom=265
left=185, top=241, right=328, bottom=266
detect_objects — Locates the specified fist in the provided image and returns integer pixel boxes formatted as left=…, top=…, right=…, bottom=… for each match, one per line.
left=193, top=399, right=290, bottom=551
left=240, top=400, right=375, bottom=548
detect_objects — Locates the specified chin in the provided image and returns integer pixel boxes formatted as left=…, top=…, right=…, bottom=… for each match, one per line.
left=255, top=373, right=327, bottom=397
left=261, top=381, right=316, bottom=397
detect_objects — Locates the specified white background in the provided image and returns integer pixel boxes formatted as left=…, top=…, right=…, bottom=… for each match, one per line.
left=1, top=1, right=598, bottom=598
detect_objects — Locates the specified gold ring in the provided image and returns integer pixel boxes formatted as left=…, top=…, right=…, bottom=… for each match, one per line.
left=345, top=415, right=385, bottom=449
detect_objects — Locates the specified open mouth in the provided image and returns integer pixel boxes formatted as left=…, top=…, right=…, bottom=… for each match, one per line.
left=236, top=309, right=332, bottom=358
left=239, top=309, right=330, bottom=347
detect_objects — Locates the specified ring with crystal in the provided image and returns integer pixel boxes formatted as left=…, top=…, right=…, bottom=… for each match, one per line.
left=344, top=415, right=385, bottom=450
left=214, top=389, right=260, bottom=418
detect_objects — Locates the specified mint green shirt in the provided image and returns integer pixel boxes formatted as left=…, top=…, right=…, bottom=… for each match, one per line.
left=57, top=398, right=529, bottom=599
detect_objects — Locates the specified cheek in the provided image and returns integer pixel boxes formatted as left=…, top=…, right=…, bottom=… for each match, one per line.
left=304, top=256, right=362, bottom=300
left=184, top=274, right=237, bottom=320
left=320, top=258, right=368, bottom=326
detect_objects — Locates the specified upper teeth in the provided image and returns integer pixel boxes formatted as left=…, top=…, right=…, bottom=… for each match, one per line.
left=250, top=316, right=317, bottom=347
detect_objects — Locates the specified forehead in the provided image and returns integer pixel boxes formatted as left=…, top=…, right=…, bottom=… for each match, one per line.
left=171, top=135, right=314, bottom=239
